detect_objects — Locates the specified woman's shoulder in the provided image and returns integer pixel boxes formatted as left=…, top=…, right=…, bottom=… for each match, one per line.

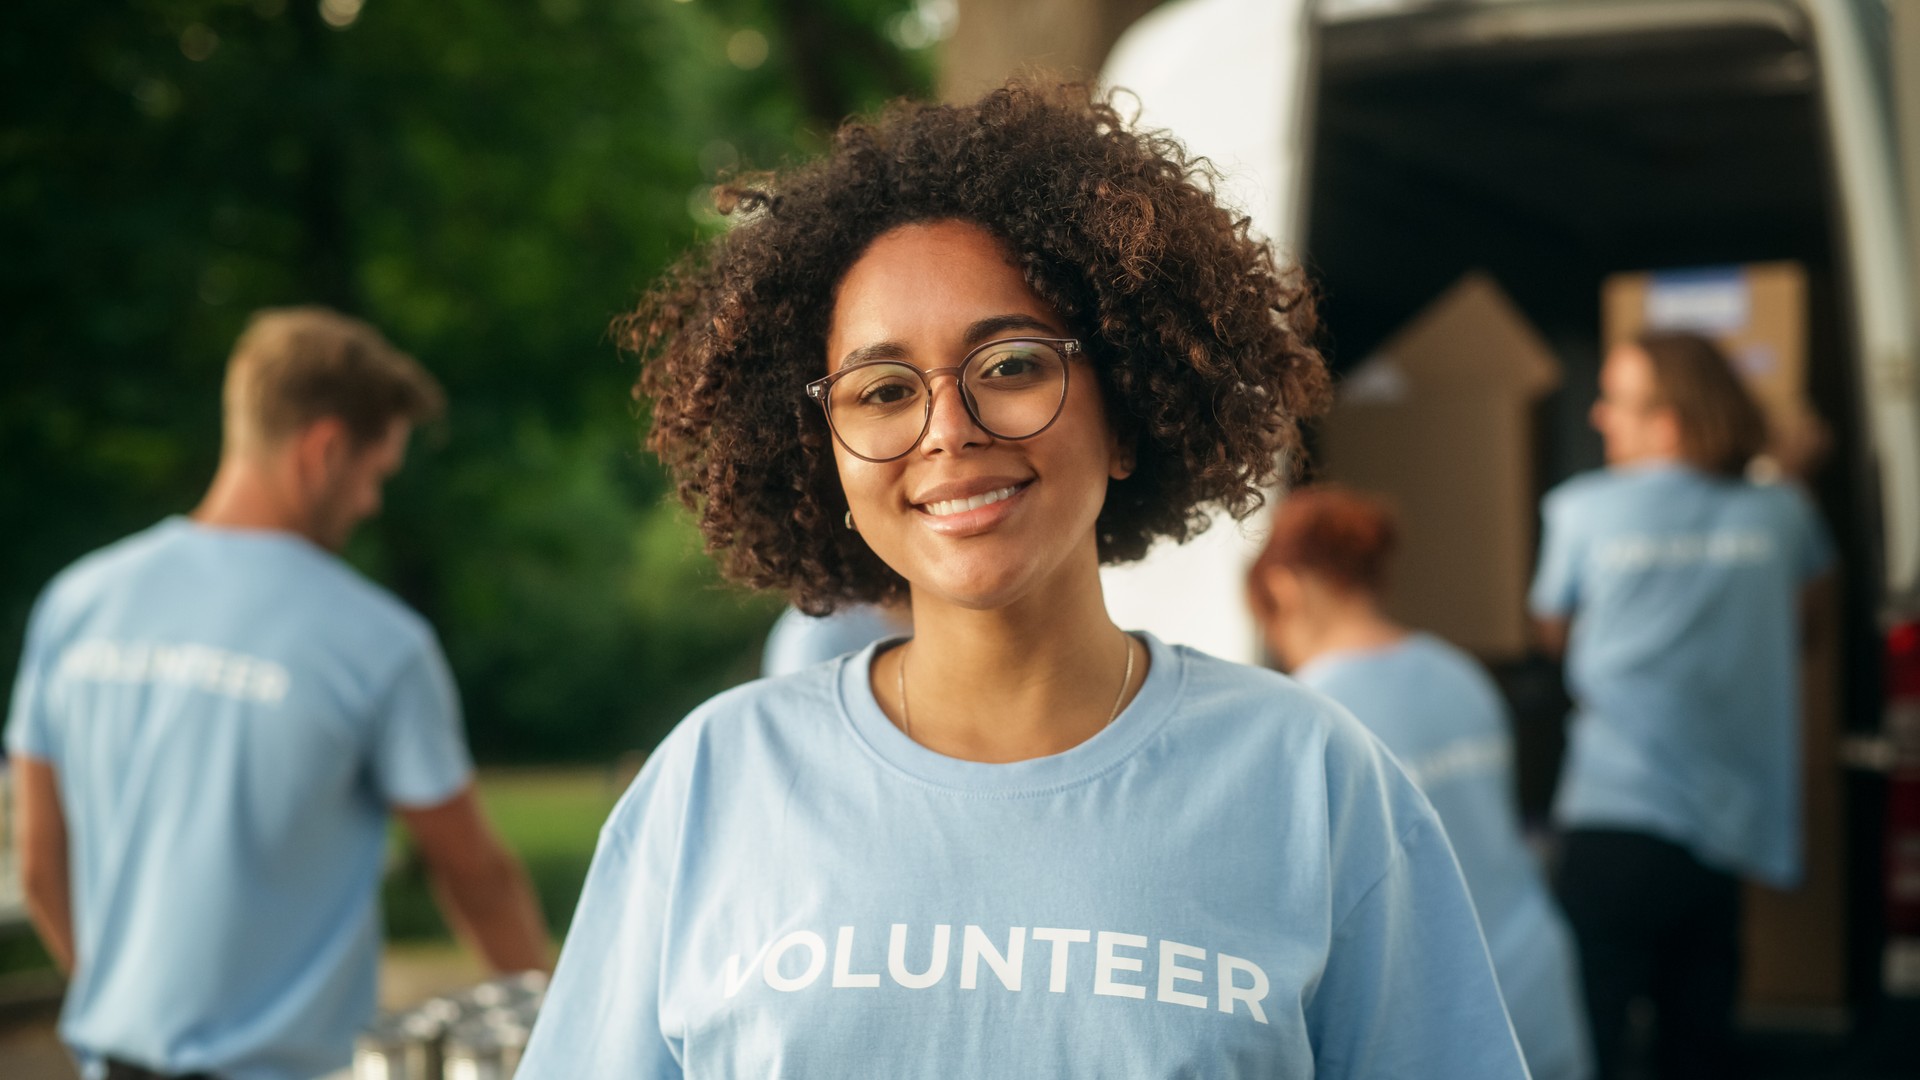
left=1167, top=644, right=1404, bottom=775
left=1402, top=633, right=1507, bottom=705
left=1542, top=466, right=1656, bottom=513
left=1304, top=636, right=1501, bottom=724
left=674, top=661, right=851, bottom=762
left=1171, top=644, right=1337, bottom=715
left=1738, top=475, right=1821, bottom=517
left=1174, top=648, right=1455, bottom=905
left=600, top=661, right=851, bottom=830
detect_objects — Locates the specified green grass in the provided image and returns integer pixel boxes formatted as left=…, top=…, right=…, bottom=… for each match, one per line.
left=0, top=768, right=619, bottom=977
left=478, top=767, right=624, bottom=861
left=383, top=766, right=622, bottom=942
left=0, top=930, right=54, bottom=977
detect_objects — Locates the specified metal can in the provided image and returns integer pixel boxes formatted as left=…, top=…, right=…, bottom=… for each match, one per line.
left=357, top=974, right=543, bottom=1080
left=353, top=1013, right=429, bottom=1080
left=484, top=1008, right=532, bottom=1077
left=444, top=1017, right=505, bottom=1080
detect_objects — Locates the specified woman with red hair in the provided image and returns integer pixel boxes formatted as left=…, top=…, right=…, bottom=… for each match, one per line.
left=1249, top=486, right=1592, bottom=1080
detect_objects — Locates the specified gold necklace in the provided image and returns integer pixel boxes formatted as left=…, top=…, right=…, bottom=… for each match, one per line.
left=895, top=632, right=1136, bottom=742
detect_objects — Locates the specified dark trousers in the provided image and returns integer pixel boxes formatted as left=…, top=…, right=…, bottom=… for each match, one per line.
left=1555, top=828, right=1744, bottom=1080
left=104, top=1059, right=221, bottom=1080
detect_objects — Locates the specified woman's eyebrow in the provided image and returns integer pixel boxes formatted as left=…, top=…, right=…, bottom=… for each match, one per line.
left=836, top=341, right=911, bottom=370
left=835, top=313, right=1059, bottom=371
left=963, top=313, right=1058, bottom=345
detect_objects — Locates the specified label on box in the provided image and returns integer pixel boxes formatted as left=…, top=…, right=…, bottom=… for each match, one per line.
left=1645, top=267, right=1750, bottom=334
left=1734, top=344, right=1778, bottom=380
left=1338, top=355, right=1410, bottom=406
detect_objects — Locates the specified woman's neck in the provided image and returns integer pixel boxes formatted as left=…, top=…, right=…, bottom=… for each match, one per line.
left=1284, top=594, right=1408, bottom=674
left=878, top=562, right=1144, bottom=764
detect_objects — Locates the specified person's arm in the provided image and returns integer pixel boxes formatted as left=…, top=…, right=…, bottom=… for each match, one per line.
left=1533, top=615, right=1571, bottom=660
left=1800, top=573, right=1835, bottom=650
left=1529, top=487, right=1583, bottom=662
left=397, top=784, right=551, bottom=974
left=12, top=755, right=75, bottom=973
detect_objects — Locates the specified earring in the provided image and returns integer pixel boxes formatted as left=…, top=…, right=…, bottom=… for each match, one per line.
left=845, top=511, right=856, bottom=531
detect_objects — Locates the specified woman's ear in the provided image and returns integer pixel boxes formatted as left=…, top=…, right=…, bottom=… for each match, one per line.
left=1107, top=433, right=1136, bottom=481
left=1268, top=566, right=1303, bottom=618
left=1648, top=407, right=1686, bottom=462
left=1247, top=563, right=1297, bottom=627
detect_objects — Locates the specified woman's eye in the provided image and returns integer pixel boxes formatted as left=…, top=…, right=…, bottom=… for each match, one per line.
left=979, top=353, right=1040, bottom=380
left=855, top=379, right=918, bottom=407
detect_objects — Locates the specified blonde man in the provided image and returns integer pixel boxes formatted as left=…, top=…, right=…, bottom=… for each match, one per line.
left=8, top=307, right=549, bottom=1080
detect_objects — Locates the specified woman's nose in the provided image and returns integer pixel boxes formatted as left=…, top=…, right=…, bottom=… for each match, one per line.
left=918, top=371, right=990, bottom=454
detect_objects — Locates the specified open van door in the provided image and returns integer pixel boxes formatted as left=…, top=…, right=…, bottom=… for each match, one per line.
left=1872, top=0, right=1920, bottom=999
left=1807, top=0, right=1920, bottom=616
left=1098, top=0, right=1317, bottom=664
left=1103, top=0, right=1920, bottom=1011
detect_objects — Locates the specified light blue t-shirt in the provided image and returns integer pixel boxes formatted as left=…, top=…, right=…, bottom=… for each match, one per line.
left=518, top=633, right=1528, bottom=1078
left=761, top=605, right=904, bottom=678
left=1296, top=633, right=1592, bottom=1080
left=5, top=517, right=473, bottom=1080
left=1529, top=464, right=1833, bottom=886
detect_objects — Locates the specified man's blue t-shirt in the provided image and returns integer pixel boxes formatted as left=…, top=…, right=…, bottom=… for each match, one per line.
left=1296, top=633, right=1592, bottom=1080
left=518, top=633, right=1527, bottom=1078
left=1529, top=464, right=1833, bottom=886
left=5, top=517, right=473, bottom=1080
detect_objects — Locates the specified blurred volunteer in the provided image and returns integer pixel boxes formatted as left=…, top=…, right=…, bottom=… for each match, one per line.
left=1248, top=485, right=1592, bottom=1080
left=1530, top=331, right=1834, bottom=1079
left=7, top=307, right=550, bottom=1080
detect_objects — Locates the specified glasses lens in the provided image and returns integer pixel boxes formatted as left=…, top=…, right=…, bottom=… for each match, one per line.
left=964, top=341, right=1068, bottom=439
left=827, top=362, right=926, bottom=460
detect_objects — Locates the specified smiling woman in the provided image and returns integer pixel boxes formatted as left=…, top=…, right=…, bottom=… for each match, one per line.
left=515, top=81, right=1533, bottom=1079
left=631, top=82, right=1326, bottom=612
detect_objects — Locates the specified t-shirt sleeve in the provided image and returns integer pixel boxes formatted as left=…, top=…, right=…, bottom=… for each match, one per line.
left=517, top=750, right=687, bottom=1079
left=1305, top=813, right=1529, bottom=1079
left=5, top=590, right=59, bottom=760
left=1787, top=486, right=1836, bottom=582
left=1529, top=487, right=1584, bottom=617
left=370, top=637, right=473, bottom=808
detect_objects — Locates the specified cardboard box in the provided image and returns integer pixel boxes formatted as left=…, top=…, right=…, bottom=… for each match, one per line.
left=1602, top=261, right=1846, bottom=1012
left=1318, top=272, right=1562, bottom=660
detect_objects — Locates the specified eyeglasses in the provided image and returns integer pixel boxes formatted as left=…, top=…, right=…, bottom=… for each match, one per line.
left=805, top=337, right=1081, bottom=463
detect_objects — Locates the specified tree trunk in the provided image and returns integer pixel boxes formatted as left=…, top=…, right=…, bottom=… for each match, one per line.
left=939, top=0, right=1165, bottom=102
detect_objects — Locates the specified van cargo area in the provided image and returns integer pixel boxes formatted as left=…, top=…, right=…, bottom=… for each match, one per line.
left=1302, top=0, right=1889, bottom=1024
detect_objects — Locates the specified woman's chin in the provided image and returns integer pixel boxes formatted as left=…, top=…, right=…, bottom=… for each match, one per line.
left=914, top=576, right=1032, bottom=614
left=905, top=549, right=1094, bottom=616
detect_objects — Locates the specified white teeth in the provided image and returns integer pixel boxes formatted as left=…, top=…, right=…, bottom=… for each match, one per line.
left=924, top=485, right=1020, bottom=517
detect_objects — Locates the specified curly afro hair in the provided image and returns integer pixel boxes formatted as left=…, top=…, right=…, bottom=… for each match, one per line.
left=624, top=80, right=1330, bottom=615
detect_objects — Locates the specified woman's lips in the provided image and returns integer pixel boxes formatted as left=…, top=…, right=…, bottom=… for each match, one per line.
left=913, top=480, right=1032, bottom=536
left=922, top=484, right=1022, bottom=518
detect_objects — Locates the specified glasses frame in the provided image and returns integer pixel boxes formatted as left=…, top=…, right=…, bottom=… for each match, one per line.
left=805, top=337, right=1083, bottom=463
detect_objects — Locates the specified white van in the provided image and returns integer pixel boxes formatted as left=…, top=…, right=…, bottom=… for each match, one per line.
left=1100, top=0, right=1919, bottom=1024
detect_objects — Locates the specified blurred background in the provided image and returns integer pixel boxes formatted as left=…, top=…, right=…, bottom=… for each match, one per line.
left=0, top=0, right=957, bottom=1064
left=2, top=0, right=1917, bottom=1076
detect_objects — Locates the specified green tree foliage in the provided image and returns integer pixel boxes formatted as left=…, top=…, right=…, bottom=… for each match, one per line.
left=0, top=0, right=933, bottom=760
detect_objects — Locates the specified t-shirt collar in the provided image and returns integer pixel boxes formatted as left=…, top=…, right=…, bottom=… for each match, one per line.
left=836, top=630, right=1183, bottom=795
